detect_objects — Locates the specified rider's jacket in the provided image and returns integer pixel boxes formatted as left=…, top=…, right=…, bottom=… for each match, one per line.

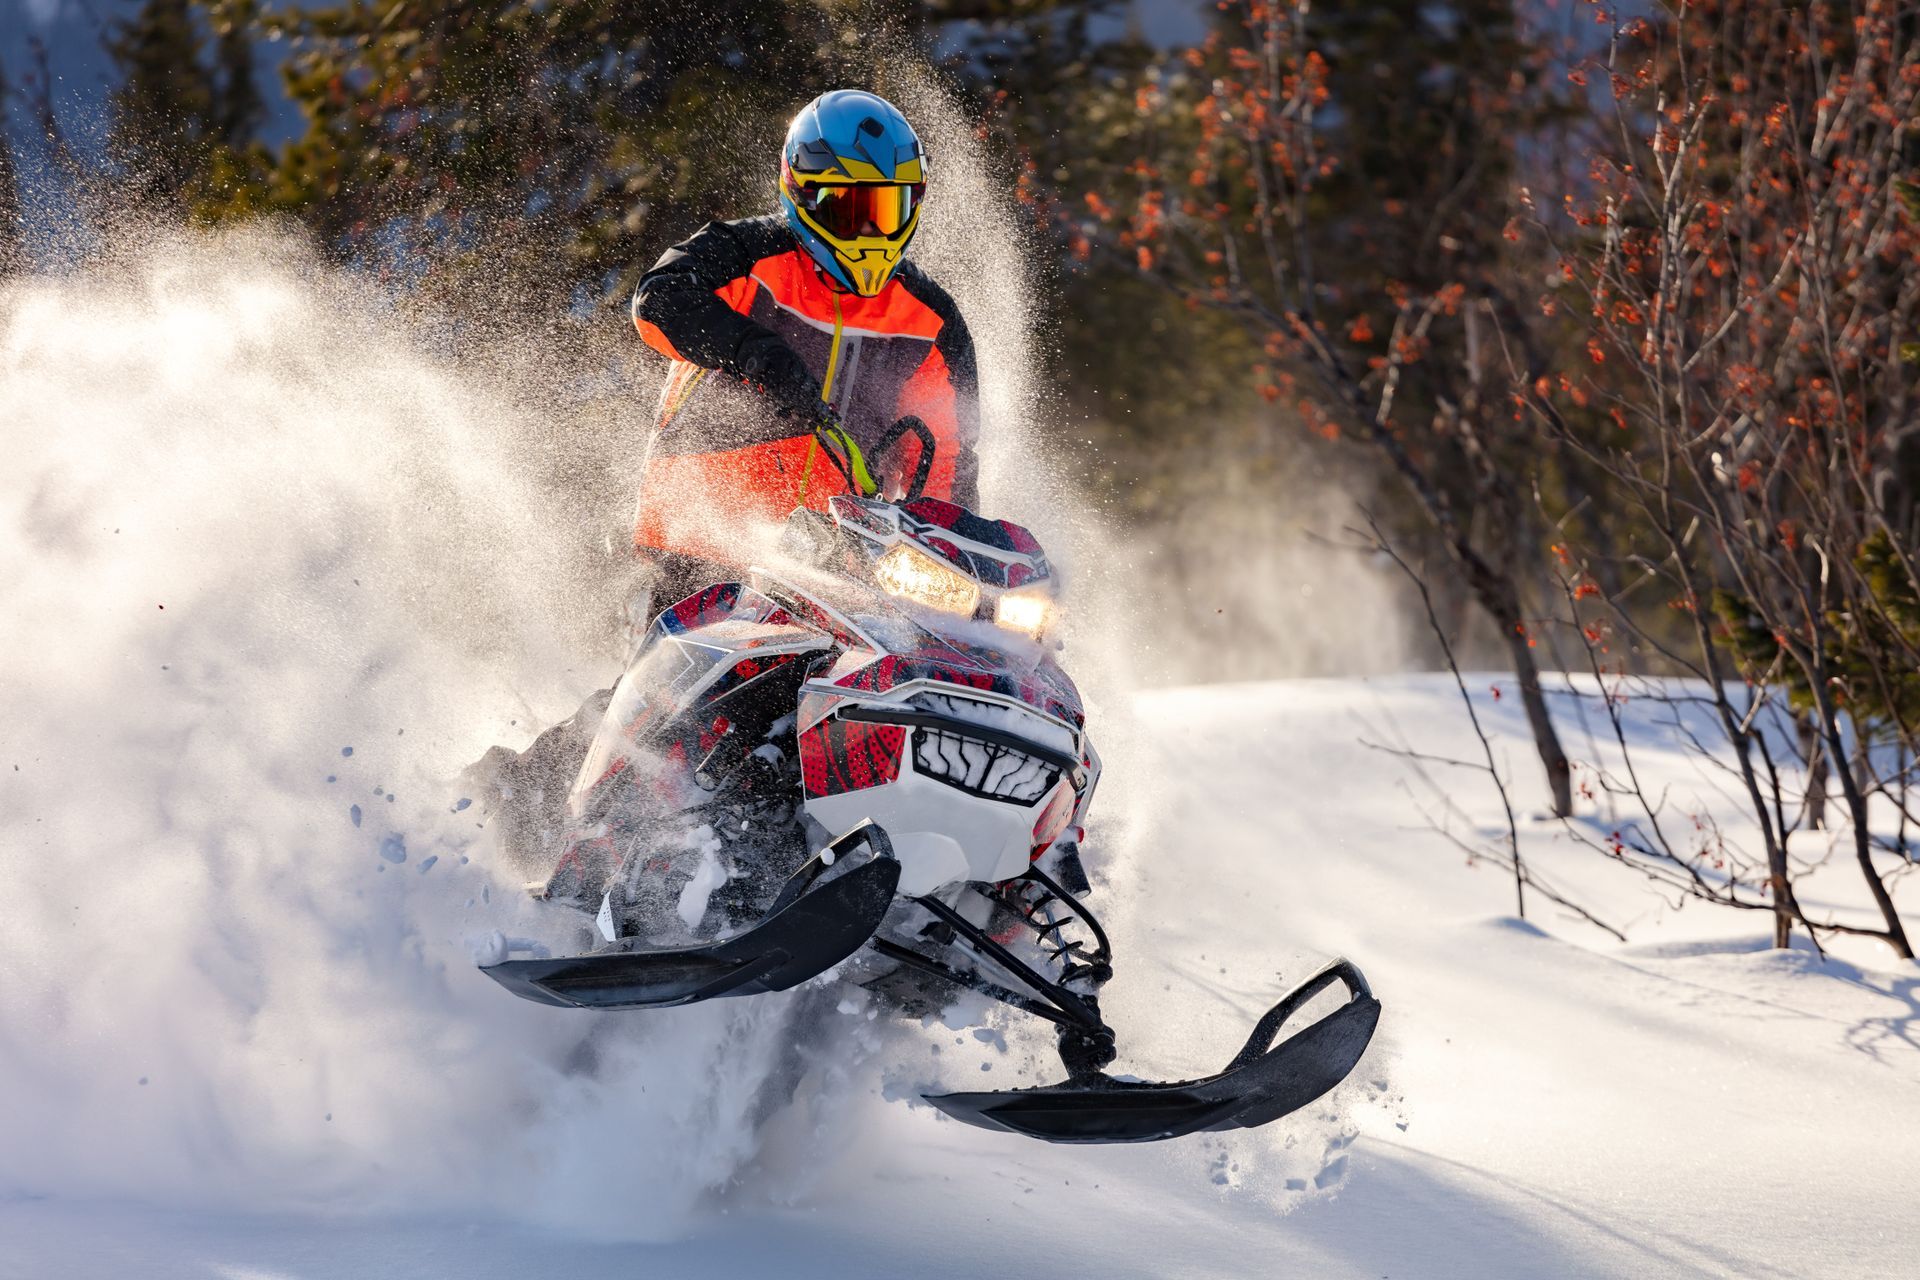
left=629, top=214, right=980, bottom=563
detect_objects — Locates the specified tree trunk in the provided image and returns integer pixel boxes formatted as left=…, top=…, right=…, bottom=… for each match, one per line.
left=1800, top=715, right=1827, bottom=830
left=1441, top=499, right=1573, bottom=819
left=1749, top=723, right=1799, bottom=949
left=1814, top=697, right=1915, bottom=960
left=1495, top=604, right=1574, bottom=818
left=1321, top=337, right=1574, bottom=818
left=1851, top=826, right=1913, bottom=960
left=1461, top=549, right=1573, bottom=818
left=1770, top=873, right=1793, bottom=949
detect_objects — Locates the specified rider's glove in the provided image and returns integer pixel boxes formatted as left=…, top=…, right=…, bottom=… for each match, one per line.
left=814, top=414, right=878, bottom=498
left=732, top=331, right=876, bottom=497
left=733, top=330, right=820, bottom=415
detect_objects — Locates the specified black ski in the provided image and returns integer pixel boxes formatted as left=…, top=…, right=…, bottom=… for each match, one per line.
left=482, top=828, right=900, bottom=1011
left=923, top=958, right=1380, bottom=1143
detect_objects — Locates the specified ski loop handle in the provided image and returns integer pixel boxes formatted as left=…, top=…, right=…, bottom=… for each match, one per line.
left=767, top=819, right=895, bottom=917
left=1225, top=957, right=1373, bottom=1074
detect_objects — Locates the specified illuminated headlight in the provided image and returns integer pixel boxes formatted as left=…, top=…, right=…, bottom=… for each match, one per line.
left=874, top=543, right=980, bottom=615
left=995, top=590, right=1054, bottom=639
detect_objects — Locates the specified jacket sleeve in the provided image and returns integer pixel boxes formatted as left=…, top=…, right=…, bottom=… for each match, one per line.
left=631, top=219, right=777, bottom=372
left=893, top=272, right=982, bottom=508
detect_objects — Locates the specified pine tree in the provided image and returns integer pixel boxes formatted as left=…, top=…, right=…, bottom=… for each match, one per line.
left=246, top=0, right=1120, bottom=303
left=207, top=0, right=262, bottom=147
left=104, top=0, right=217, bottom=210
left=0, top=62, right=22, bottom=274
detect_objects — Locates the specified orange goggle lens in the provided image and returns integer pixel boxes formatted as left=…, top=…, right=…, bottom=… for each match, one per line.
left=792, top=181, right=923, bottom=240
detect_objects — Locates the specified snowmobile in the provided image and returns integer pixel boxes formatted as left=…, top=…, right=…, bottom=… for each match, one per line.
left=479, top=419, right=1380, bottom=1143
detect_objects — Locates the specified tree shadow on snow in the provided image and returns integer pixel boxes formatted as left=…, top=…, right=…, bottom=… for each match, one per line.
left=1293, top=1143, right=1801, bottom=1280
left=1615, top=935, right=1920, bottom=1066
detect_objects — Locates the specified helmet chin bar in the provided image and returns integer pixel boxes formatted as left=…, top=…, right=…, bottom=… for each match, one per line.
left=837, top=242, right=906, bottom=296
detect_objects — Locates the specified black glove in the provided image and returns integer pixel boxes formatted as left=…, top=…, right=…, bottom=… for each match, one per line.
left=732, top=330, right=822, bottom=417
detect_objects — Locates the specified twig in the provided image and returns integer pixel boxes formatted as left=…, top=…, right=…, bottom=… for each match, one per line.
left=1359, top=509, right=1527, bottom=918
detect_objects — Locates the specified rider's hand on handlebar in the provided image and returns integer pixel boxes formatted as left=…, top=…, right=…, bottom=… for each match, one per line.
left=735, top=332, right=820, bottom=413
left=733, top=332, right=877, bottom=497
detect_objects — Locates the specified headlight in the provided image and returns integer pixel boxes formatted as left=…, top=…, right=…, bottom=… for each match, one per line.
left=995, top=590, right=1054, bottom=639
left=874, top=543, right=980, bottom=615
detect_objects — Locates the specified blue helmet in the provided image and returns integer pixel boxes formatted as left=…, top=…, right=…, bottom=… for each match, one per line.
left=778, top=90, right=928, bottom=297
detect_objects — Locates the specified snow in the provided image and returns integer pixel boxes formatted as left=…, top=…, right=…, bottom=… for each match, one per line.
left=676, top=826, right=731, bottom=931
left=5, top=670, right=1917, bottom=1276
left=4, top=236, right=1916, bottom=1278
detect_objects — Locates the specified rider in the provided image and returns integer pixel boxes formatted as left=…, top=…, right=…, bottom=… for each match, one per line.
left=628, top=89, right=981, bottom=611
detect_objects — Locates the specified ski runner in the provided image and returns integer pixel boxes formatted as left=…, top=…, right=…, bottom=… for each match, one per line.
left=626, top=88, right=981, bottom=619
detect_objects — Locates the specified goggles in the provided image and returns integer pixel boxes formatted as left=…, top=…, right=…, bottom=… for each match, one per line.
left=790, top=178, right=924, bottom=241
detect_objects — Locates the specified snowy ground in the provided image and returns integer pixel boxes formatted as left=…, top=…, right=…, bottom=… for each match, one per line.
left=5, top=674, right=1917, bottom=1279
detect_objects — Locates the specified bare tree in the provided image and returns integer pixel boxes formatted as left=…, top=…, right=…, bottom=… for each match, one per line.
left=1519, top=0, right=1919, bottom=955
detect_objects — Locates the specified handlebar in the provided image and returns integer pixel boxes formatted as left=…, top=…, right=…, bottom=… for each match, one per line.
left=873, top=415, right=936, bottom=500
left=807, top=414, right=935, bottom=501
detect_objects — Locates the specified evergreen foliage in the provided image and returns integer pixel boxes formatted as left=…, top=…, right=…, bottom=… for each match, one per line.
left=208, top=0, right=264, bottom=147
left=102, top=0, right=266, bottom=213
left=31, top=0, right=1920, bottom=719
left=0, top=62, right=20, bottom=274
left=199, top=0, right=1123, bottom=308
left=1715, top=537, right=1920, bottom=734
left=105, top=0, right=217, bottom=208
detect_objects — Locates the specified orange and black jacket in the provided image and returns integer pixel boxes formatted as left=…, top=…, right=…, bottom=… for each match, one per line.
left=629, top=214, right=980, bottom=562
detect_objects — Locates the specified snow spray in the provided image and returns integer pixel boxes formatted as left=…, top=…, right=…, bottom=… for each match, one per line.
left=0, top=227, right=845, bottom=1235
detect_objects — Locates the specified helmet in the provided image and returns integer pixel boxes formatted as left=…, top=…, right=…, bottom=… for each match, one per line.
left=778, top=90, right=927, bottom=297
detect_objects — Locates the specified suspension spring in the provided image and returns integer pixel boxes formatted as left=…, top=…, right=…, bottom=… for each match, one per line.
left=999, top=871, right=1113, bottom=994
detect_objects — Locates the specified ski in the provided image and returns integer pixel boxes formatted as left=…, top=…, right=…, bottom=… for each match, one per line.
left=481, top=839, right=900, bottom=1010
left=923, top=959, right=1379, bottom=1143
